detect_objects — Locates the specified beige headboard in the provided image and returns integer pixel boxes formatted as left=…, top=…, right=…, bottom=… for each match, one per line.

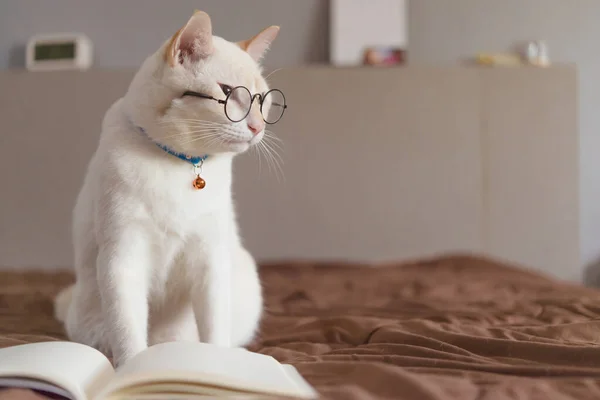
left=0, top=66, right=579, bottom=280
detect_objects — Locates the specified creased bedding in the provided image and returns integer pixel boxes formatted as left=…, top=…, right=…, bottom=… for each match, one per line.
left=2, top=254, right=600, bottom=399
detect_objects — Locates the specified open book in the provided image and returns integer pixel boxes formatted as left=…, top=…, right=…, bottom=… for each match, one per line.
left=0, top=341, right=318, bottom=399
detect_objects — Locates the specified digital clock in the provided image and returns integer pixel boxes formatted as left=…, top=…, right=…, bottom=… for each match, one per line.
left=26, top=33, right=93, bottom=71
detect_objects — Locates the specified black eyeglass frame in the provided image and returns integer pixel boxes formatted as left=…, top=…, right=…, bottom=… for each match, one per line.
left=182, top=86, right=287, bottom=124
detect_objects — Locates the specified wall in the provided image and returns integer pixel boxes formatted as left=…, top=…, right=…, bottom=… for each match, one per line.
left=408, top=0, right=600, bottom=271
left=0, top=67, right=580, bottom=281
left=0, top=0, right=329, bottom=69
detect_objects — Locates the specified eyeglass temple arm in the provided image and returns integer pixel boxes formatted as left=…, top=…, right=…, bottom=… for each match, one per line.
left=182, top=91, right=226, bottom=104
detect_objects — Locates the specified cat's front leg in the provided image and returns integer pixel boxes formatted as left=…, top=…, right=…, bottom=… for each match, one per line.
left=97, top=228, right=152, bottom=366
left=190, top=231, right=232, bottom=347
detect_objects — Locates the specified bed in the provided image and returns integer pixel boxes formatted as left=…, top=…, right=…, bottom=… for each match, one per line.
left=2, top=254, right=600, bottom=399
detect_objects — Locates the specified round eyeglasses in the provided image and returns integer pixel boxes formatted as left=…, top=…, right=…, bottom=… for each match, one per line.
left=182, top=86, right=287, bottom=124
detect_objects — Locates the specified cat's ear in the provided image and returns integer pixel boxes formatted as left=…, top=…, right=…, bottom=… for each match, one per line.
left=238, top=26, right=280, bottom=62
left=166, top=10, right=213, bottom=67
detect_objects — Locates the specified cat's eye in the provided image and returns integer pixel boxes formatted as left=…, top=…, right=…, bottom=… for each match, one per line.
left=220, top=84, right=233, bottom=96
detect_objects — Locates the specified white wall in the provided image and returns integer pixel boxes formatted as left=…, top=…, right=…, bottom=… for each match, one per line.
left=408, top=0, right=600, bottom=271
left=0, top=0, right=329, bottom=69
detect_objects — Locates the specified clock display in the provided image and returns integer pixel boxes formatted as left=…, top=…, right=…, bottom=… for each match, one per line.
left=34, top=42, right=76, bottom=61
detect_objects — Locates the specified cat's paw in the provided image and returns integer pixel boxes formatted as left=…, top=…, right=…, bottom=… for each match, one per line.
left=112, top=345, right=147, bottom=368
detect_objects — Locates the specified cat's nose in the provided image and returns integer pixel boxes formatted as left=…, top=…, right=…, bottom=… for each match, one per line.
left=247, top=122, right=263, bottom=135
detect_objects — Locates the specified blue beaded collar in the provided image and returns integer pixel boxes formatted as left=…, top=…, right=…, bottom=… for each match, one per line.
left=129, top=117, right=210, bottom=190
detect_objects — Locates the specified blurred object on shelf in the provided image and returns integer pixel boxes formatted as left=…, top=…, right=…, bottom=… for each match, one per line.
left=472, top=40, right=551, bottom=68
left=474, top=53, right=524, bottom=67
left=523, top=40, right=551, bottom=67
left=362, top=47, right=406, bottom=66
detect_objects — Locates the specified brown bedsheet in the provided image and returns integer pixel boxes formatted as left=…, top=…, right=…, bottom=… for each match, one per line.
left=2, top=254, right=600, bottom=399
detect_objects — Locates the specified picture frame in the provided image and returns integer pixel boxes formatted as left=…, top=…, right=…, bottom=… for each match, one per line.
left=329, top=0, right=407, bottom=67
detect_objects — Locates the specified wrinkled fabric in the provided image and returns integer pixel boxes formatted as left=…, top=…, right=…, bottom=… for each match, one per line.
left=2, top=255, right=600, bottom=399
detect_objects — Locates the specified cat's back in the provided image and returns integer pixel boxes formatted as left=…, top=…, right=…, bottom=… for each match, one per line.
left=73, top=97, right=129, bottom=213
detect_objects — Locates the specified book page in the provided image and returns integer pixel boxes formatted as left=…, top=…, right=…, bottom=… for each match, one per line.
left=0, top=341, right=115, bottom=400
left=97, top=342, right=317, bottom=399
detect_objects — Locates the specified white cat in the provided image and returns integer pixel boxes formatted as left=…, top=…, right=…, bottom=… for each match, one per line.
left=53, top=10, right=285, bottom=367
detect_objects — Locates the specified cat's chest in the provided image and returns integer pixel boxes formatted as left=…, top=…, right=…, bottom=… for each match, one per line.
left=118, top=156, right=233, bottom=231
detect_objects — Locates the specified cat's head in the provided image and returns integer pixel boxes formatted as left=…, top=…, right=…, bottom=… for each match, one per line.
left=124, top=11, right=284, bottom=156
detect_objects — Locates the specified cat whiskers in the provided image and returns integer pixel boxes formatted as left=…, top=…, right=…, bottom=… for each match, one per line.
left=158, top=129, right=222, bottom=140
left=250, top=138, right=264, bottom=174
left=264, top=130, right=283, bottom=150
left=256, top=141, right=281, bottom=182
left=157, top=119, right=225, bottom=143
left=206, top=134, right=228, bottom=150
left=159, top=118, right=227, bottom=128
left=264, top=68, right=284, bottom=84
left=157, top=119, right=227, bottom=140
left=156, top=119, right=284, bottom=181
left=256, top=129, right=284, bottom=182
left=177, top=130, right=223, bottom=146
left=179, top=129, right=232, bottom=149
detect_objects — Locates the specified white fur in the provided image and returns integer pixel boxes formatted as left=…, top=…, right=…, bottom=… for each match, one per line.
left=53, top=12, right=279, bottom=366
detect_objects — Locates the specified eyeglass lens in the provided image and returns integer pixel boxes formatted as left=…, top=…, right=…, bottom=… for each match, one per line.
left=262, top=89, right=286, bottom=124
left=225, top=87, right=252, bottom=122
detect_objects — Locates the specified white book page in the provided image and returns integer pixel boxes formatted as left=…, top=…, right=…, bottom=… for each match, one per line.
left=0, top=341, right=115, bottom=400
left=96, top=342, right=317, bottom=399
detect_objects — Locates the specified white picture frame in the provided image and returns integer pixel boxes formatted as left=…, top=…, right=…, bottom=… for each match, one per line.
left=329, top=0, right=407, bottom=66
